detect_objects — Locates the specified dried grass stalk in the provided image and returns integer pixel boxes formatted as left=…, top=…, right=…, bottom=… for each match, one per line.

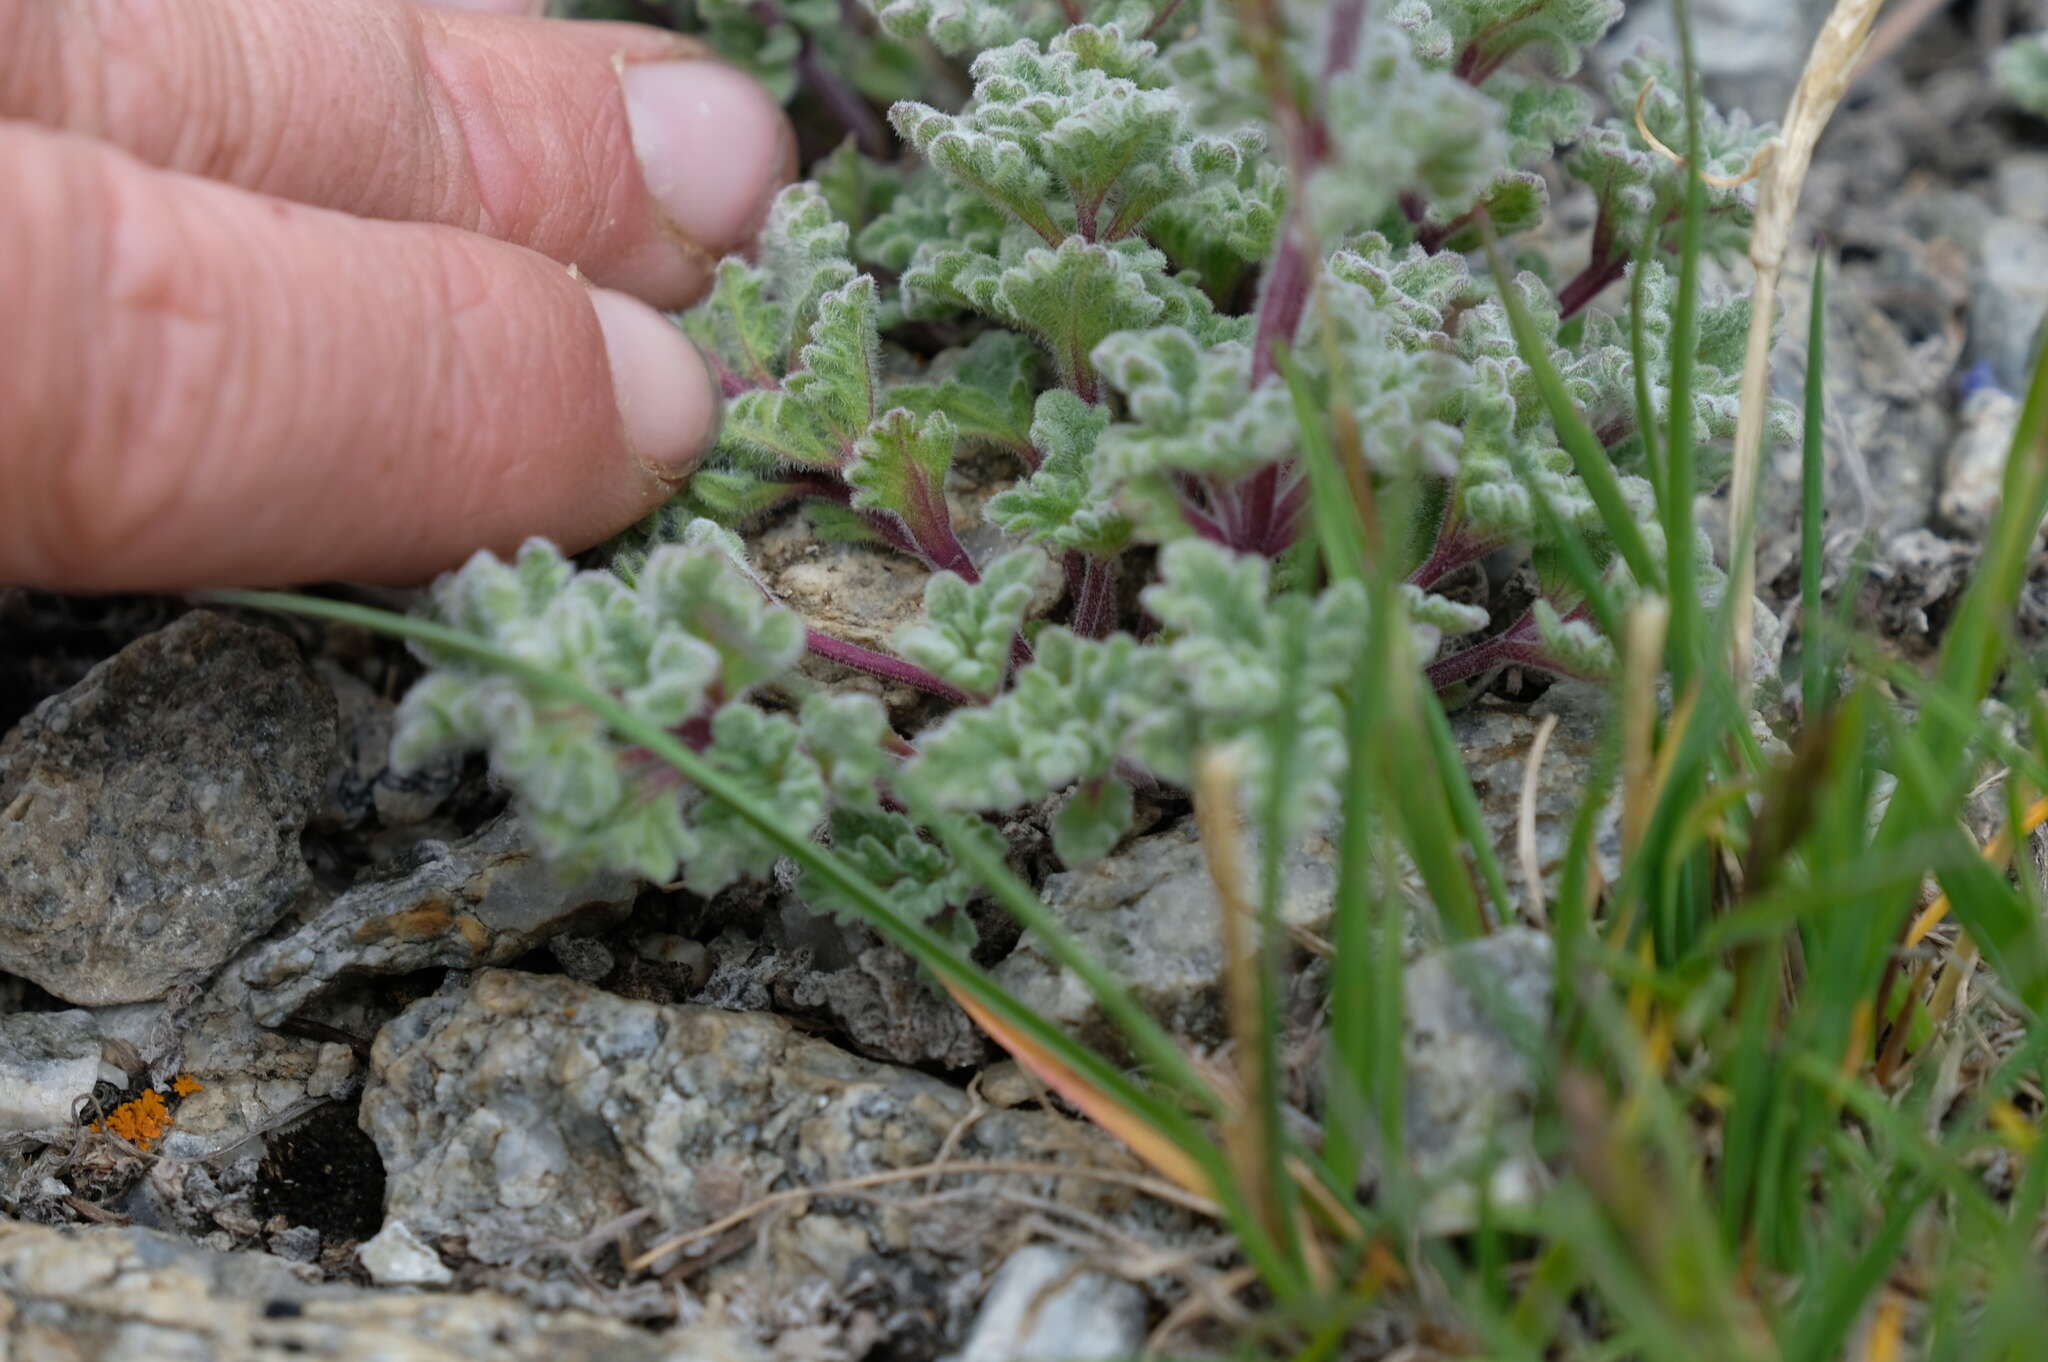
left=1727, top=0, right=1889, bottom=693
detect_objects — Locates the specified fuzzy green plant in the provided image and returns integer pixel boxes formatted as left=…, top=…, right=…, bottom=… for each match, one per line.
left=1998, top=31, right=2048, bottom=119
left=393, top=0, right=1787, bottom=922
left=220, top=8, right=2048, bottom=1357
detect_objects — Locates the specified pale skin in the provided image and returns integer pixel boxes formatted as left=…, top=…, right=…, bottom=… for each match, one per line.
left=0, top=0, right=797, bottom=591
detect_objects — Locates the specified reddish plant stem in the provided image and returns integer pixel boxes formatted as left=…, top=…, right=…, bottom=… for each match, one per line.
left=1422, top=606, right=1603, bottom=690
left=1250, top=217, right=1313, bottom=386
left=1073, top=555, right=1120, bottom=638
left=806, top=630, right=977, bottom=704
left=794, top=31, right=890, bottom=156
left=1140, top=0, right=1187, bottom=39
left=1172, top=473, right=1232, bottom=544
left=914, top=524, right=981, bottom=582
left=1407, top=523, right=1502, bottom=591
left=1240, top=461, right=1280, bottom=543
left=1258, top=472, right=1308, bottom=556
left=1321, top=0, right=1370, bottom=85
left=1557, top=254, right=1629, bottom=320
left=1075, top=196, right=1100, bottom=242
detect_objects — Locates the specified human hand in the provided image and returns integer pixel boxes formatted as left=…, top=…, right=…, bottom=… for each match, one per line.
left=1, top=0, right=793, bottom=590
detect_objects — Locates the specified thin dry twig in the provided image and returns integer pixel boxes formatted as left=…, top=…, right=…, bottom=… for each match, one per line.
left=1518, top=713, right=1562, bottom=926
left=1142, top=1263, right=1262, bottom=1358
left=1633, top=82, right=1775, bottom=188
left=1726, top=0, right=1889, bottom=692
left=1620, top=599, right=1670, bottom=862
left=1194, top=746, right=1278, bottom=1237
left=625, top=1159, right=1218, bottom=1272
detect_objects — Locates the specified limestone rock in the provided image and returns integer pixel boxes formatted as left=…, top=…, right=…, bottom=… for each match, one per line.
left=1938, top=386, right=2024, bottom=540
left=0, top=612, right=334, bottom=1004
left=1973, top=217, right=2048, bottom=392
left=314, top=662, right=459, bottom=830
left=239, top=814, right=638, bottom=1027
left=1451, top=682, right=1622, bottom=913
left=0, top=1221, right=767, bottom=1362
left=0, top=1009, right=104, bottom=1135
left=358, top=1219, right=453, bottom=1286
left=949, top=1246, right=1145, bottom=1362
left=993, top=820, right=1340, bottom=1054
left=1402, top=930, right=1555, bottom=1233
left=360, top=971, right=1157, bottom=1323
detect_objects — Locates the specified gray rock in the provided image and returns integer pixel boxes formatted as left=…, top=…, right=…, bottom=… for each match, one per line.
left=949, top=1246, right=1145, bottom=1362
left=267, top=1225, right=322, bottom=1263
left=358, top=1219, right=453, bottom=1286
left=239, top=814, right=638, bottom=1027
left=1402, top=930, right=1554, bottom=1234
left=1939, top=387, right=2024, bottom=539
left=0, top=1221, right=767, bottom=1361
left=1450, top=682, right=1622, bottom=914
left=1866, top=528, right=1984, bottom=654
left=784, top=937, right=993, bottom=1069
left=1997, top=153, right=2048, bottom=229
left=546, top=934, right=616, bottom=983
left=0, top=611, right=335, bottom=1005
left=361, top=972, right=1159, bottom=1314
left=1600, top=0, right=1832, bottom=126
left=160, top=980, right=363, bottom=1160
left=0, top=1009, right=103, bottom=1135
left=1971, top=217, right=2048, bottom=393
left=751, top=475, right=1061, bottom=714
left=992, top=820, right=1344, bottom=1054
left=315, top=662, right=459, bottom=830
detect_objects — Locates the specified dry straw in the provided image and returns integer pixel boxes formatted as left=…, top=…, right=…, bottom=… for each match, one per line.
left=1725, top=0, right=1889, bottom=693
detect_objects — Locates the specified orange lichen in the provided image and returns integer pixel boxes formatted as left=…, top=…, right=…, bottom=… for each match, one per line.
left=171, top=1074, right=204, bottom=1098
left=93, top=1089, right=173, bottom=1150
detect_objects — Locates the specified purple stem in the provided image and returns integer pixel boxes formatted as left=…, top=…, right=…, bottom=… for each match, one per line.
left=1073, top=556, right=1120, bottom=638
left=751, top=0, right=888, bottom=158
left=1140, top=0, right=1187, bottom=40
left=1062, top=550, right=1087, bottom=601
left=1250, top=220, right=1312, bottom=386
left=1557, top=254, right=1629, bottom=321
left=1422, top=607, right=1605, bottom=691
left=795, top=37, right=891, bottom=158
left=1248, top=2, right=1367, bottom=388
left=1321, top=0, right=1371, bottom=86
left=806, top=630, right=978, bottom=705
left=1259, top=473, right=1308, bottom=556
left=1172, top=473, right=1232, bottom=544
left=1408, top=523, right=1503, bottom=592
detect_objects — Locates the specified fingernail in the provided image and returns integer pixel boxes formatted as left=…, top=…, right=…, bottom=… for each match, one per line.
left=587, top=287, right=719, bottom=480
left=621, top=60, right=797, bottom=256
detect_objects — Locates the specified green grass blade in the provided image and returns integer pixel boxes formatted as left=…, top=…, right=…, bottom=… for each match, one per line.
left=1252, top=602, right=1315, bottom=1274
left=1662, top=0, right=1708, bottom=688
left=1422, top=686, right=1516, bottom=929
left=1800, top=253, right=1830, bottom=720
left=1276, top=343, right=1369, bottom=584
left=1629, top=235, right=1665, bottom=508
left=1479, top=224, right=1660, bottom=593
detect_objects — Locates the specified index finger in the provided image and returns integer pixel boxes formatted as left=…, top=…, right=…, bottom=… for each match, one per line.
left=0, top=0, right=795, bottom=309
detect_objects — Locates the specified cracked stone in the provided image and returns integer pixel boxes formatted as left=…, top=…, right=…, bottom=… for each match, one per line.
left=0, top=611, right=335, bottom=1004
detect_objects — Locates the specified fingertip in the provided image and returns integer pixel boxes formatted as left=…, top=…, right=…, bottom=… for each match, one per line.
left=621, top=59, right=798, bottom=260
left=586, top=286, right=720, bottom=482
